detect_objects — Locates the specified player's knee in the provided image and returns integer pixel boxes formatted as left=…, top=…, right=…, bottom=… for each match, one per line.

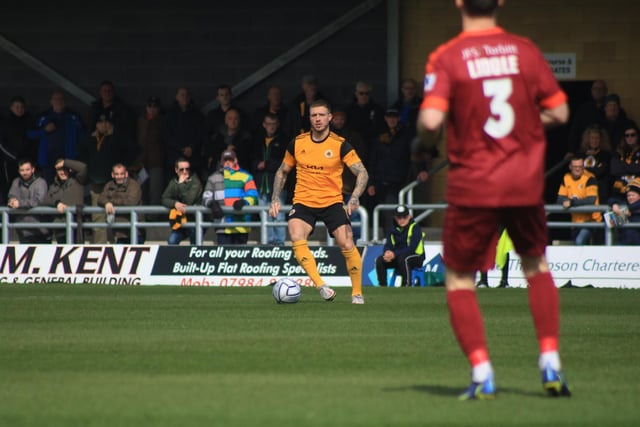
left=444, top=267, right=475, bottom=290
left=521, top=255, right=549, bottom=277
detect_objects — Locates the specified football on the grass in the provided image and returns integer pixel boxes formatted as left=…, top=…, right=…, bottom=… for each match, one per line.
left=272, top=278, right=302, bottom=304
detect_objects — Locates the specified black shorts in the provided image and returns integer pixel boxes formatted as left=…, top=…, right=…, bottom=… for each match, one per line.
left=288, top=203, right=351, bottom=235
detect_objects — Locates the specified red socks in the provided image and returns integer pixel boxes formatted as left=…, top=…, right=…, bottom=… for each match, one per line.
left=448, top=273, right=560, bottom=371
left=528, top=272, right=559, bottom=352
left=447, top=289, right=489, bottom=366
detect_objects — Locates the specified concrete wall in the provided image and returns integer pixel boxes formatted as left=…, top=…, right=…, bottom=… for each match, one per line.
left=0, top=0, right=388, bottom=123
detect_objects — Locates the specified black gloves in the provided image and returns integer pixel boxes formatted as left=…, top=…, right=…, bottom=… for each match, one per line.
left=210, top=200, right=224, bottom=219
left=233, top=199, right=247, bottom=211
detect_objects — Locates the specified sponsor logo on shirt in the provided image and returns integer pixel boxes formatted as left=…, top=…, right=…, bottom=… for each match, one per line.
left=424, top=73, right=436, bottom=92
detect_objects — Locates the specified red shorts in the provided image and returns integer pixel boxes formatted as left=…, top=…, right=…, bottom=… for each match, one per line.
left=442, top=204, right=548, bottom=272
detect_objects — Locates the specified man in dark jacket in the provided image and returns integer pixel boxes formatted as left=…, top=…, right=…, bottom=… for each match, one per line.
left=164, top=87, right=204, bottom=182
left=97, top=163, right=143, bottom=243
left=344, top=81, right=385, bottom=150
left=89, top=80, right=136, bottom=140
left=0, top=96, right=37, bottom=200
left=365, top=108, right=414, bottom=229
left=135, top=96, right=165, bottom=205
left=161, top=158, right=203, bottom=245
left=201, top=108, right=252, bottom=180
left=78, top=114, right=133, bottom=243
left=251, top=113, right=288, bottom=244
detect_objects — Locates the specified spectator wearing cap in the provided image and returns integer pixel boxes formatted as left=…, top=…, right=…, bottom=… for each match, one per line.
left=365, top=107, right=415, bottom=229
left=609, top=178, right=640, bottom=245
left=344, top=81, right=385, bottom=151
left=375, top=205, right=425, bottom=287
left=78, top=113, right=133, bottom=243
left=134, top=96, right=165, bottom=206
left=29, top=88, right=85, bottom=184
left=202, top=150, right=258, bottom=244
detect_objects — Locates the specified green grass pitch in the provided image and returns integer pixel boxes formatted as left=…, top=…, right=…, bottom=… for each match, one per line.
left=0, top=285, right=638, bottom=427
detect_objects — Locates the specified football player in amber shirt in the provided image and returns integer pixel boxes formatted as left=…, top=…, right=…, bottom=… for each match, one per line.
left=269, top=100, right=368, bottom=304
left=417, top=0, right=571, bottom=400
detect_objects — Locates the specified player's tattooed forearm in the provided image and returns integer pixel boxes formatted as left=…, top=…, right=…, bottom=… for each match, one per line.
left=349, top=162, right=369, bottom=199
left=271, top=165, right=288, bottom=203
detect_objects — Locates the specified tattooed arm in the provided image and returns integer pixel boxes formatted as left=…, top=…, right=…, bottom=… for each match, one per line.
left=346, top=161, right=368, bottom=216
left=269, top=162, right=292, bottom=218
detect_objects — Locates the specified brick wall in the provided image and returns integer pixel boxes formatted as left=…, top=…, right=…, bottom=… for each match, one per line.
left=400, top=0, right=640, bottom=225
left=402, top=0, right=639, bottom=118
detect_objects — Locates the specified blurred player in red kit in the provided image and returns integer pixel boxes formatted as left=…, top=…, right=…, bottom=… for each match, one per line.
left=417, top=0, right=571, bottom=400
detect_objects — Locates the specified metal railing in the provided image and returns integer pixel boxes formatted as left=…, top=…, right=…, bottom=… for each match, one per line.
left=2, top=203, right=635, bottom=246
left=397, top=157, right=573, bottom=222
left=371, top=203, right=638, bottom=245
left=398, top=159, right=450, bottom=208
left=0, top=205, right=369, bottom=245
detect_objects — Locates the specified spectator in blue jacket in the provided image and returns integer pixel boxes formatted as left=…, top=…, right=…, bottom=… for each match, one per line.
left=29, top=89, right=84, bottom=184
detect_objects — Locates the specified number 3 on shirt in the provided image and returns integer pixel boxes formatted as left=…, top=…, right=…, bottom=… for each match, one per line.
left=483, top=78, right=514, bottom=139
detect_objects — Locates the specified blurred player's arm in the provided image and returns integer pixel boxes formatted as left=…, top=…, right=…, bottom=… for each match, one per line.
left=540, top=102, right=569, bottom=128
left=415, top=108, right=446, bottom=153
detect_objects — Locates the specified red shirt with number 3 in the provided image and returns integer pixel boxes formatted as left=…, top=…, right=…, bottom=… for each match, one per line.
left=421, top=26, right=567, bottom=207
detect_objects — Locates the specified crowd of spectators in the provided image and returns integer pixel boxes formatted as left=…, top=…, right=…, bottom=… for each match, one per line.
left=560, top=80, right=640, bottom=244
left=0, top=77, right=637, bottom=244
